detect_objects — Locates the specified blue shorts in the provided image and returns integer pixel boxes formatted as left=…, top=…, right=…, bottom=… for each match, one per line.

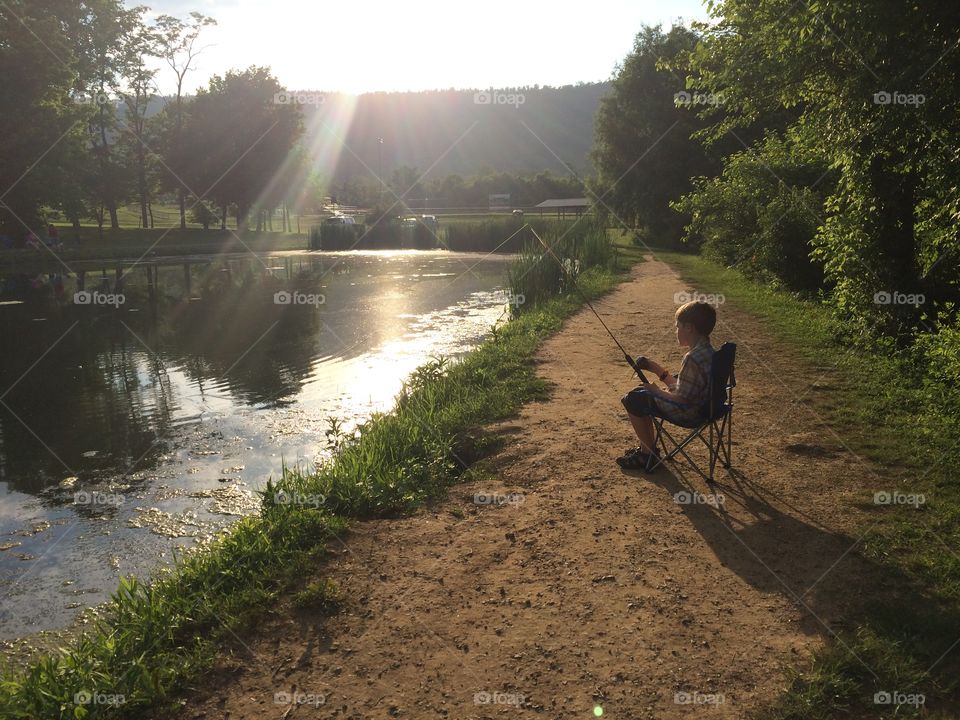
left=621, top=388, right=695, bottom=425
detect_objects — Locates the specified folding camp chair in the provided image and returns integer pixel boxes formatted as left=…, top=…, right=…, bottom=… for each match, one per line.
left=645, top=342, right=737, bottom=482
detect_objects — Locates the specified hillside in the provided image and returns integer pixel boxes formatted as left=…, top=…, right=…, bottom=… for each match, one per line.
left=295, top=83, right=610, bottom=181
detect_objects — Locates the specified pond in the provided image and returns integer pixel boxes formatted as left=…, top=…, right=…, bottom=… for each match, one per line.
left=0, top=249, right=514, bottom=641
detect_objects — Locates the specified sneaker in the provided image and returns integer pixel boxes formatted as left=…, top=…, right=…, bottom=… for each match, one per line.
left=616, top=448, right=662, bottom=470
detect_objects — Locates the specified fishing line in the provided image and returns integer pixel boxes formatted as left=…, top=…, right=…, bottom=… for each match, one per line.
left=527, top=225, right=649, bottom=383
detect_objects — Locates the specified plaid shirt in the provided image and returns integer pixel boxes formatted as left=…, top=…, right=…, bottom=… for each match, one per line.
left=654, top=337, right=715, bottom=422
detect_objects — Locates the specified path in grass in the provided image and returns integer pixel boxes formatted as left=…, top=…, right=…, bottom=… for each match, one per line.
left=169, top=256, right=891, bottom=719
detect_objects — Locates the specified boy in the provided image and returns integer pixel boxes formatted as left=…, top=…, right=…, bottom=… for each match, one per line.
left=617, top=300, right=717, bottom=469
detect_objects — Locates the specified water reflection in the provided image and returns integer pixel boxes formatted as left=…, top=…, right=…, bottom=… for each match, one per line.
left=0, top=250, right=512, bottom=639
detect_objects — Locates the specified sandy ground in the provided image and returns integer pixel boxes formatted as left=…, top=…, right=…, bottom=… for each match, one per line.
left=168, top=256, right=889, bottom=719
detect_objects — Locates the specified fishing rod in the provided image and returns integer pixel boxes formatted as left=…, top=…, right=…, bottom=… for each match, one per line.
left=527, top=225, right=650, bottom=384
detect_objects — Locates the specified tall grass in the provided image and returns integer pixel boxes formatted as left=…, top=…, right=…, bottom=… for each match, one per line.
left=507, top=218, right=618, bottom=308
left=310, top=223, right=360, bottom=250
left=310, top=221, right=441, bottom=250
left=444, top=217, right=557, bottom=253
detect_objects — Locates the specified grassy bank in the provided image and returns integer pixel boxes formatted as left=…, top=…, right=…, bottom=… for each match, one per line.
left=0, top=228, right=626, bottom=719
left=648, top=245, right=960, bottom=718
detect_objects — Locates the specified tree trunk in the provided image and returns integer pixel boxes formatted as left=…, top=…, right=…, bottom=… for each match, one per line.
left=869, top=156, right=919, bottom=331
left=237, top=201, right=248, bottom=232
left=221, top=202, right=227, bottom=230
left=96, top=104, right=120, bottom=231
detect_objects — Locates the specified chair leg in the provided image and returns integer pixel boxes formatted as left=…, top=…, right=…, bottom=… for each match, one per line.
left=725, top=403, right=733, bottom=469
left=709, top=420, right=718, bottom=483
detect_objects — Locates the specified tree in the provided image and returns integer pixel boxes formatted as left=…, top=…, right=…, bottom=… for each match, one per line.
left=116, top=9, right=159, bottom=229
left=689, top=0, right=960, bottom=331
left=590, top=24, right=719, bottom=243
left=181, top=67, right=303, bottom=231
left=73, top=0, right=142, bottom=230
left=0, top=0, right=85, bottom=237
left=154, top=11, right=216, bottom=230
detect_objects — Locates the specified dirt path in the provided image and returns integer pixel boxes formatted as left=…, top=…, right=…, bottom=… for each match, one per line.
left=173, top=257, right=889, bottom=719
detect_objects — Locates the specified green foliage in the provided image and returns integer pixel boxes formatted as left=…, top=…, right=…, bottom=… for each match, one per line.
left=673, top=131, right=834, bottom=291
left=690, top=0, right=960, bottom=334
left=180, top=67, right=303, bottom=231
left=187, top=200, right=219, bottom=230
left=0, top=506, right=344, bottom=719
left=590, top=24, right=719, bottom=243
left=292, top=579, right=342, bottom=613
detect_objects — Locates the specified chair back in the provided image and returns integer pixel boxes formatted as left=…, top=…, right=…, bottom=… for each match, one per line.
left=703, top=342, right=736, bottom=420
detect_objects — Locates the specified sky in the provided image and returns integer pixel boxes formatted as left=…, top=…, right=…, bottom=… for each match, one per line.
left=140, top=0, right=711, bottom=95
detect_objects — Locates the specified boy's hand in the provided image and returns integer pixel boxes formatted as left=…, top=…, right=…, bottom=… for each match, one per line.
left=634, top=355, right=651, bottom=370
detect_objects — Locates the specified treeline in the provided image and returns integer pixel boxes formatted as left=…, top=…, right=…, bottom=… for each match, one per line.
left=591, top=7, right=960, bottom=343
left=310, top=84, right=608, bottom=186
left=0, top=1, right=304, bottom=237
left=331, top=169, right=583, bottom=209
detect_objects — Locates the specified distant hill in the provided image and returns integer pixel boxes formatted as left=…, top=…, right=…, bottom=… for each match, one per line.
left=295, top=83, right=611, bottom=182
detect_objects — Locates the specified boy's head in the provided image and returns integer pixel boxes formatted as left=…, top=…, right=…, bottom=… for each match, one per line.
left=675, top=301, right=716, bottom=346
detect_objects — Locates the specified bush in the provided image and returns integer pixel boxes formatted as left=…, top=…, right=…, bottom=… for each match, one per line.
left=672, top=132, right=834, bottom=292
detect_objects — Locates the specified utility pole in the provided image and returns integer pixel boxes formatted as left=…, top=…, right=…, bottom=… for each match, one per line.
left=378, top=137, right=384, bottom=206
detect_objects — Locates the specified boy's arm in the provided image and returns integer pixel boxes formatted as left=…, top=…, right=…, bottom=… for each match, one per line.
left=639, top=358, right=676, bottom=390
left=635, top=358, right=678, bottom=398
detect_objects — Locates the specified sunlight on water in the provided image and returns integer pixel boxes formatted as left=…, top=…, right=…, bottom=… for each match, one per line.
left=0, top=250, right=513, bottom=640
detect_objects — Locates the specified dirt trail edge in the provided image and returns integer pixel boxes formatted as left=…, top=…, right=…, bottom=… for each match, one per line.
left=174, top=256, right=885, bottom=720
